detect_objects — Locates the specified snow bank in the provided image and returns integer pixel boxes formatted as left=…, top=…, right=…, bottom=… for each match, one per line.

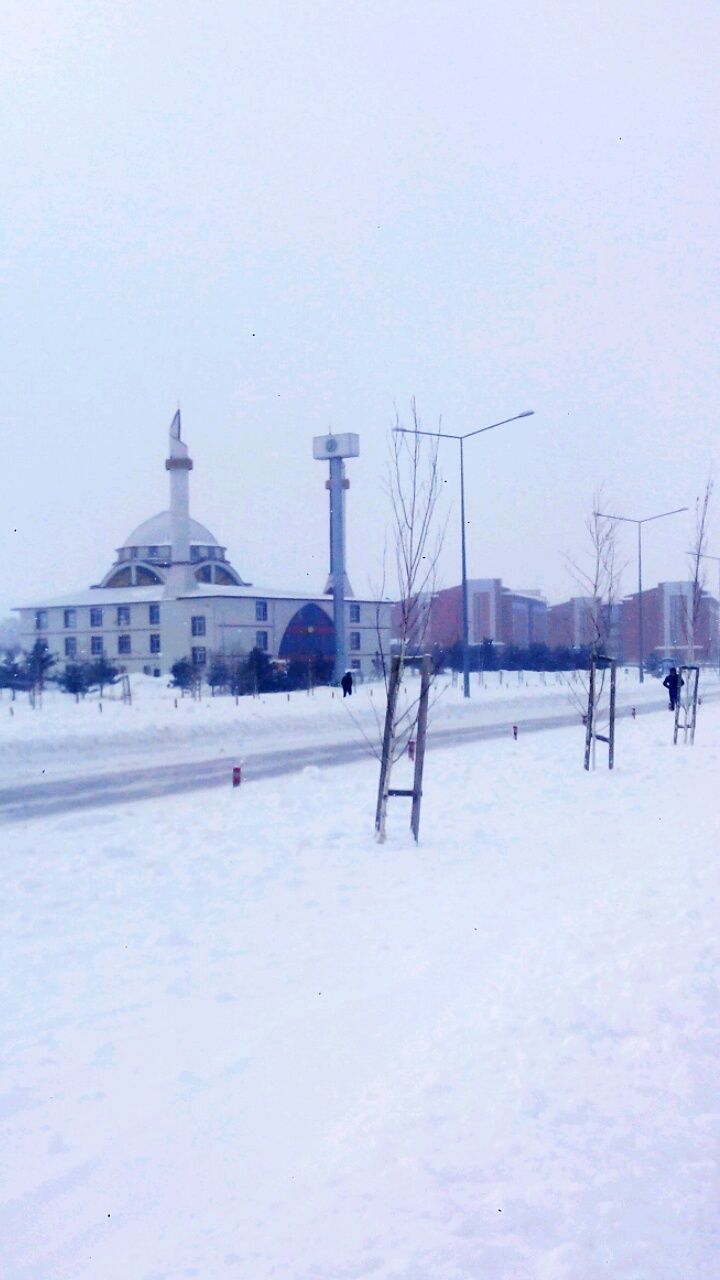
left=2, top=700, right=719, bottom=1277
left=0, top=667, right=705, bottom=784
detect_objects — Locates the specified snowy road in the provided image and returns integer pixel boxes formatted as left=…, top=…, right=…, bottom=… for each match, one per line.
left=1, top=690, right=708, bottom=823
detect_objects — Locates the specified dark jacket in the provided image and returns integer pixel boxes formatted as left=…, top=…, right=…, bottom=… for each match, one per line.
left=663, top=670, right=683, bottom=696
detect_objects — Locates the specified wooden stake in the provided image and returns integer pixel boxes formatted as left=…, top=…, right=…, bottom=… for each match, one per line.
left=608, top=662, right=616, bottom=770
left=375, top=655, right=401, bottom=843
left=410, top=655, right=431, bottom=842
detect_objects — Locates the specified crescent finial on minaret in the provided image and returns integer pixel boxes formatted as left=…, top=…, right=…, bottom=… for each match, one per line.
left=166, top=410, right=191, bottom=469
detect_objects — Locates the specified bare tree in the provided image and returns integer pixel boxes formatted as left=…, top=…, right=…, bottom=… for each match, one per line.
left=387, top=401, right=445, bottom=661
left=564, top=490, right=623, bottom=769
left=686, top=474, right=714, bottom=663
left=370, top=402, right=448, bottom=841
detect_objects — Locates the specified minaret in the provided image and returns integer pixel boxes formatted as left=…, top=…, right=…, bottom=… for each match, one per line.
left=313, top=431, right=360, bottom=684
left=165, top=409, right=195, bottom=590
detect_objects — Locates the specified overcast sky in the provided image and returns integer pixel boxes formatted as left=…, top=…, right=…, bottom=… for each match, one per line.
left=1, top=0, right=718, bottom=618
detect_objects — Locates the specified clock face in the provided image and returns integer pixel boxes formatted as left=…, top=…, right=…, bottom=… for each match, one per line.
left=325, top=437, right=337, bottom=453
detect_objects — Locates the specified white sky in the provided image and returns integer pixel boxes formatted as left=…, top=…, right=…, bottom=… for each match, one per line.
left=1, top=0, right=718, bottom=615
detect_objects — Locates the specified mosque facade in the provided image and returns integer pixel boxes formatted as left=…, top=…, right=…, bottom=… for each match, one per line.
left=15, top=414, right=391, bottom=680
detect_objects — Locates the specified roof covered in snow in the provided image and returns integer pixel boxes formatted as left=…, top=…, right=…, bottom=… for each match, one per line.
left=121, top=511, right=220, bottom=548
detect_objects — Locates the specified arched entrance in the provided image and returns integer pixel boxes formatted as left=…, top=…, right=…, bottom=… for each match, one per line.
left=278, top=603, right=335, bottom=684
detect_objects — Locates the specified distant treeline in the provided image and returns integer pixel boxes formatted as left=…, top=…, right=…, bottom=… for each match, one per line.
left=171, top=647, right=336, bottom=696
left=407, top=639, right=606, bottom=674
left=0, top=642, right=120, bottom=698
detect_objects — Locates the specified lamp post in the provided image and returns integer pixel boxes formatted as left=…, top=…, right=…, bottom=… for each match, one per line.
left=394, top=410, right=534, bottom=698
left=687, top=551, right=720, bottom=674
left=595, top=506, right=688, bottom=682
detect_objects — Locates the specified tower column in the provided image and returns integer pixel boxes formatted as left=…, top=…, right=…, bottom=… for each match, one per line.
left=329, top=456, right=347, bottom=683
left=164, top=409, right=195, bottom=591
left=313, top=431, right=360, bottom=684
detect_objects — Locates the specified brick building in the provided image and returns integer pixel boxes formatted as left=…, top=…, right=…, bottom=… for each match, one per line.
left=546, top=597, right=599, bottom=650
left=622, top=581, right=719, bottom=665
left=392, top=578, right=547, bottom=651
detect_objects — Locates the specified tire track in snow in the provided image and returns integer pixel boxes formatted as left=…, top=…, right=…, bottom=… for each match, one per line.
left=0, top=692, right=715, bottom=824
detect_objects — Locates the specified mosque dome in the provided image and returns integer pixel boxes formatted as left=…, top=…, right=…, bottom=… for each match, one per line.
left=100, top=508, right=245, bottom=586
left=123, top=511, right=219, bottom=549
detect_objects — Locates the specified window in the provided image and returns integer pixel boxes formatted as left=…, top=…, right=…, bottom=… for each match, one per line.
left=90, top=607, right=103, bottom=627
left=256, top=630, right=268, bottom=651
left=350, top=603, right=360, bottom=623
left=670, top=595, right=687, bottom=646
left=350, top=631, right=361, bottom=651
left=255, top=600, right=268, bottom=622
left=147, top=545, right=159, bottom=558
left=118, top=634, right=131, bottom=655
left=64, top=636, right=77, bottom=657
left=130, top=547, right=139, bottom=559
left=136, top=566, right=162, bottom=585
left=91, top=636, right=104, bottom=656
left=351, top=658, right=362, bottom=671
left=150, top=634, right=161, bottom=654
left=64, top=609, right=76, bottom=629
left=117, top=606, right=130, bottom=626
left=35, top=610, right=47, bottom=630
left=190, top=546, right=200, bottom=561
left=191, top=646, right=206, bottom=665
left=191, top=615, right=206, bottom=637
left=149, top=603, right=160, bottom=625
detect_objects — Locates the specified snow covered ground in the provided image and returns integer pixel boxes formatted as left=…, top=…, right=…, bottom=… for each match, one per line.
left=2, top=691, right=719, bottom=1278
left=1, top=667, right=709, bottom=786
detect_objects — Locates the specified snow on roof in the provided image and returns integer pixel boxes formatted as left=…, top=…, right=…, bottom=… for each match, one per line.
left=122, top=511, right=219, bottom=548
left=14, top=588, right=163, bottom=610
left=15, top=584, right=392, bottom=611
left=178, top=584, right=391, bottom=604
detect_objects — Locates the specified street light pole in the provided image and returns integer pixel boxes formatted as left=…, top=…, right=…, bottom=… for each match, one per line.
left=459, top=437, right=470, bottom=697
left=395, top=409, right=534, bottom=697
left=638, top=521, right=643, bottom=683
left=595, top=506, right=688, bottom=682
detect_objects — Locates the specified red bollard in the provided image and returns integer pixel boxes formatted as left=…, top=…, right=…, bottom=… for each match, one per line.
left=232, top=765, right=242, bottom=787
left=408, top=738, right=416, bottom=761
left=512, top=724, right=518, bottom=740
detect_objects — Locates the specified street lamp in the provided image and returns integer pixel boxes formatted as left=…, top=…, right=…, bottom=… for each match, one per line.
left=595, top=506, right=688, bottom=682
left=687, top=550, right=720, bottom=674
left=394, top=409, right=534, bottom=698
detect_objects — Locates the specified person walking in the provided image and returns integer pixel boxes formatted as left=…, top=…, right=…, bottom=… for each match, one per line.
left=662, top=666, right=683, bottom=711
left=341, top=670, right=353, bottom=698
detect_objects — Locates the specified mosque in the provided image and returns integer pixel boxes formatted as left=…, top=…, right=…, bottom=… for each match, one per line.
left=16, top=414, right=391, bottom=680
